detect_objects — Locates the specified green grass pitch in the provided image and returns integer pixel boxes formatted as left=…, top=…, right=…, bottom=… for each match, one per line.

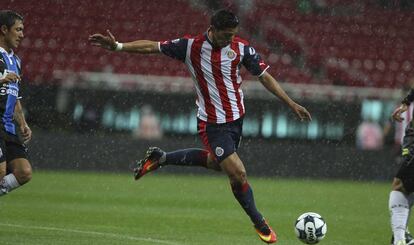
left=0, top=170, right=392, bottom=244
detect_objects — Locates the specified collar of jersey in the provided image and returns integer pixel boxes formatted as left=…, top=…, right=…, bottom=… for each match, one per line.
left=0, top=46, right=14, bottom=57
left=204, top=32, right=231, bottom=50
left=204, top=32, right=213, bottom=47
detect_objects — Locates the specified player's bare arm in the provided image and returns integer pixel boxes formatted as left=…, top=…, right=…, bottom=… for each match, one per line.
left=392, top=104, right=408, bottom=122
left=14, top=100, right=31, bottom=143
left=259, top=71, right=312, bottom=121
left=0, top=72, right=20, bottom=83
left=394, top=88, right=414, bottom=122
left=88, top=30, right=159, bottom=54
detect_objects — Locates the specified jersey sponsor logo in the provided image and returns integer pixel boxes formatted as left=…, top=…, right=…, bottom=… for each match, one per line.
left=215, top=146, right=224, bottom=157
left=0, top=83, right=18, bottom=97
left=226, top=49, right=237, bottom=60
left=6, top=88, right=18, bottom=97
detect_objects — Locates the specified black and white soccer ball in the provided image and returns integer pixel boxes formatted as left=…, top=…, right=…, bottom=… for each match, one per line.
left=294, top=212, right=327, bottom=244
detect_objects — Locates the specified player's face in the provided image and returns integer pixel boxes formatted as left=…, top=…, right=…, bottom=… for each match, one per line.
left=3, top=20, right=24, bottom=50
left=211, top=26, right=238, bottom=48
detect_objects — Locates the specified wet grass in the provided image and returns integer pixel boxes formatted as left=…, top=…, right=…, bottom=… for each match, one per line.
left=0, top=170, right=391, bottom=244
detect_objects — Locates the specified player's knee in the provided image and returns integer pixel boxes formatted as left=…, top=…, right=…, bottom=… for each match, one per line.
left=207, top=161, right=221, bottom=171
left=14, top=167, right=32, bottom=185
left=206, top=154, right=221, bottom=171
left=228, top=169, right=247, bottom=185
left=0, top=168, right=6, bottom=180
left=392, top=178, right=409, bottom=194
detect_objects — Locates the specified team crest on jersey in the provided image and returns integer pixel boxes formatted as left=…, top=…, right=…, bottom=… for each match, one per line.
left=226, top=49, right=237, bottom=60
left=215, top=147, right=224, bottom=157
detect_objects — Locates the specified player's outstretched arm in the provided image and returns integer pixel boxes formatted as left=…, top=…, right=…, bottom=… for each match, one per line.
left=259, top=71, right=312, bottom=121
left=88, top=30, right=160, bottom=54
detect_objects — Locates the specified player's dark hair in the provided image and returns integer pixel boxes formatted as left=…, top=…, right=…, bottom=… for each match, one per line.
left=0, top=10, right=24, bottom=30
left=211, top=9, right=239, bottom=30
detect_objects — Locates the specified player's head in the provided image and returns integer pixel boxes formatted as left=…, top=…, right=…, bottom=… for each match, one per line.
left=210, top=9, right=239, bottom=48
left=0, top=10, right=24, bottom=50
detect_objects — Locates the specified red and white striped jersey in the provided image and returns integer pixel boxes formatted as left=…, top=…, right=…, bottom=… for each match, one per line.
left=158, top=33, right=269, bottom=124
left=395, top=103, right=414, bottom=145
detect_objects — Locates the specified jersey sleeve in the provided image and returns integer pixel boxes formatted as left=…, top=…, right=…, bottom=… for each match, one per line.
left=159, top=38, right=188, bottom=62
left=242, top=45, right=269, bottom=77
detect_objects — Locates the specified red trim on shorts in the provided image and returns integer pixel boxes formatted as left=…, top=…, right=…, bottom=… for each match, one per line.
left=197, top=119, right=216, bottom=161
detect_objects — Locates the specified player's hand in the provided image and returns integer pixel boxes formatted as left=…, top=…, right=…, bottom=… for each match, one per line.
left=88, top=30, right=117, bottom=50
left=290, top=102, right=312, bottom=122
left=1, top=72, right=20, bottom=83
left=392, top=104, right=408, bottom=122
left=20, top=124, right=32, bottom=143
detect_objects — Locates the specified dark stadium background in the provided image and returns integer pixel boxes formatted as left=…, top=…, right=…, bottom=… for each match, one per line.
left=1, top=0, right=414, bottom=180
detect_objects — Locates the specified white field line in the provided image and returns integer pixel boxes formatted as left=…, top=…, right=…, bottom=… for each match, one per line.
left=0, top=223, right=183, bottom=245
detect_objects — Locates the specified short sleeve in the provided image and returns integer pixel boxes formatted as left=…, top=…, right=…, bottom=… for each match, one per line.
left=159, top=38, right=188, bottom=62
left=242, top=45, right=269, bottom=77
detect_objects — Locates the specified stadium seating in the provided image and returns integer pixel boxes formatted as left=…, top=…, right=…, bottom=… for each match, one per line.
left=1, top=0, right=413, bottom=88
left=1, top=0, right=209, bottom=81
left=248, top=0, right=414, bottom=88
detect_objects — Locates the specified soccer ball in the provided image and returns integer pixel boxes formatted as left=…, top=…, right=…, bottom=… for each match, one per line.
left=294, top=212, right=327, bottom=244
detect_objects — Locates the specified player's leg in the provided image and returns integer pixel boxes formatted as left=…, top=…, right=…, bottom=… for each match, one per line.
left=204, top=118, right=276, bottom=243
left=8, top=158, right=32, bottom=184
left=0, top=161, right=6, bottom=180
left=390, top=145, right=414, bottom=244
left=389, top=180, right=414, bottom=245
left=0, top=160, right=20, bottom=196
left=220, top=152, right=276, bottom=243
left=0, top=160, right=30, bottom=196
left=133, top=119, right=222, bottom=180
left=133, top=147, right=220, bottom=180
left=0, top=142, right=31, bottom=196
left=390, top=178, right=410, bottom=244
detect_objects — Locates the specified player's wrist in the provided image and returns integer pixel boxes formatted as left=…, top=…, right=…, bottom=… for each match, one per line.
left=114, top=41, right=123, bottom=51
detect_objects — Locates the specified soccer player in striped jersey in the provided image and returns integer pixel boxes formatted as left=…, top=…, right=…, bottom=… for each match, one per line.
left=389, top=88, right=414, bottom=245
left=89, top=9, right=311, bottom=244
left=0, top=10, right=33, bottom=197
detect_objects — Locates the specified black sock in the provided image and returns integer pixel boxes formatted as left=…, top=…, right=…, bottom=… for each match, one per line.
left=165, top=148, right=208, bottom=167
left=231, top=182, right=264, bottom=226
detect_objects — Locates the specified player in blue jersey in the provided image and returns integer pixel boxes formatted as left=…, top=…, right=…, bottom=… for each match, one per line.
left=0, top=10, right=32, bottom=197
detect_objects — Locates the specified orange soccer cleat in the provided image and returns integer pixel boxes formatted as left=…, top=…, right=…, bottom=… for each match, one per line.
left=255, top=219, right=277, bottom=244
left=133, top=147, right=164, bottom=180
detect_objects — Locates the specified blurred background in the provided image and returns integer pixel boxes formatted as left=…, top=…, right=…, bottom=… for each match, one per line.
left=1, top=0, right=414, bottom=181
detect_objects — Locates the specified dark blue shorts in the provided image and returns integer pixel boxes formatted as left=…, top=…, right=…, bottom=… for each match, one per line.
left=0, top=139, right=28, bottom=164
left=197, top=117, right=243, bottom=163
